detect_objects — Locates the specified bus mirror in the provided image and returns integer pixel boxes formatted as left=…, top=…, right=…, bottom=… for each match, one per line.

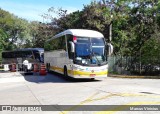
left=108, top=43, right=113, bottom=55
left=69, top=41, right=75, bottom=53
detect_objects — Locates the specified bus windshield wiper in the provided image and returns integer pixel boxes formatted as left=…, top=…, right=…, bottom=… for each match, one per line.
left=92, top=52, right=101, bottom=66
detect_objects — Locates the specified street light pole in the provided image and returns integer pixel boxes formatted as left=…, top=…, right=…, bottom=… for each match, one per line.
left=109, top=15, right=113, bottom=42
left=108, top=14, right=113, bottom=56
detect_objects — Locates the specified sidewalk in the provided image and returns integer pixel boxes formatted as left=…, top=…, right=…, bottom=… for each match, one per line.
left=0, top=72, right=22, bottom=78
left=109, top=74, right=160, bottom=79
left=0, top=72, right=26, bottom=83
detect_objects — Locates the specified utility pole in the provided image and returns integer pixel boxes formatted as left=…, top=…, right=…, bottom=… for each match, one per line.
left=109, top=14, right=113, bottom=42
left=108, top=13, right=113, bottom=56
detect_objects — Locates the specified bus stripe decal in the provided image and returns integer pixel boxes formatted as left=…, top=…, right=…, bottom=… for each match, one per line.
left=50, top=66, right=108, bottom=77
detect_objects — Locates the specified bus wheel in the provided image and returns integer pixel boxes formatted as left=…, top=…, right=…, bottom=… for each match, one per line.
left=64, top=66, right=68, bottom=77
left=46, top=63, right=50, bottom=72
left=91, top=78, right=95, bottom=80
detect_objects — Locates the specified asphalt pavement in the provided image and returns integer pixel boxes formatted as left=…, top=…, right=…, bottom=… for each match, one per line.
left=0, top=72, right=160, bottom=114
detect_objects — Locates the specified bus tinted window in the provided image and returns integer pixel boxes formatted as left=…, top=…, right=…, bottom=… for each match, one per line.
left=77, top=37, right=90, bottom=43
left=45, top=35, right=66, bottom=51
left=91, top=38, right=104, bottom=46
left=2, top=51, right=33, bottom=58
left=33, top=50, right=41, bottom=62
left=67, top=34, right=74, bottom=59
left=2, top=52, right=10, bottom=58
left=2, top=48, right=44, bottom=64
left=24, top=51, right=33, bottom=58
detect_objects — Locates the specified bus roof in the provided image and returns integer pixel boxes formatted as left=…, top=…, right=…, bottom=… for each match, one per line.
left=53, top=29, right=104, bottom=39
left=17, top=48, right=44, bottom=52
left=2, top=48, right=44, bottom=53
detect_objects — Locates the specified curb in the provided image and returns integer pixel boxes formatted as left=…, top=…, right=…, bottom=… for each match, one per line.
left=108, top=74, right=160, bottom=79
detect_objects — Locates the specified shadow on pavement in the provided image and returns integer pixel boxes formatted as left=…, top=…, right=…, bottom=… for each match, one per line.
left=23, top=71, right=101, bottom=83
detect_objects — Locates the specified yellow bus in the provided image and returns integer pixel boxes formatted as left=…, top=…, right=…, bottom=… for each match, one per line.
left=44, top=29, right=113, bottom=79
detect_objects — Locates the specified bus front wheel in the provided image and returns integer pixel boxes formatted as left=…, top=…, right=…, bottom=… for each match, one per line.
left=64, top=66, right=68, bottom=77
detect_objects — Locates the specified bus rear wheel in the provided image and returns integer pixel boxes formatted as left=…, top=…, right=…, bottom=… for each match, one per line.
left=46, top=63, right=50, bottom=72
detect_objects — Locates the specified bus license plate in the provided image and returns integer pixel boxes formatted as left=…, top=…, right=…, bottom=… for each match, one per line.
left=90, top=74, right=96, bottom=77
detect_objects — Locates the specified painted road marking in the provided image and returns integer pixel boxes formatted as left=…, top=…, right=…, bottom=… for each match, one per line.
left=60, top=92, right=99, bottom=114
left=59, top=92, right=160, bottom=114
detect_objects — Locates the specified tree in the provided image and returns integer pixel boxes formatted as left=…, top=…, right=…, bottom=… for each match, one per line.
left=28, top=21, right=56, bottom=48
left=49, top=1, right=112, bottom=40
left=0, top=8, right=30, bottom=50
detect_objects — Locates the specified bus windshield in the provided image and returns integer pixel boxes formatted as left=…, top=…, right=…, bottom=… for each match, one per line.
left=75, top=37, right=106, bottom=66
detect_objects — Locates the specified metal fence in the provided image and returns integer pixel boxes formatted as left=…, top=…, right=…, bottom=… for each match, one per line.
left=108, top=56, right=160, bottom=76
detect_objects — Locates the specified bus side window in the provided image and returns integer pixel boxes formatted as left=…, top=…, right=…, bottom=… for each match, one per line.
left=67, top=34, right=74, bottom=59
left=41, top=53, right=44, bottom=62
left=59, top=36, right=66, bottom=51
left=32, top=51, right=40, bottom=62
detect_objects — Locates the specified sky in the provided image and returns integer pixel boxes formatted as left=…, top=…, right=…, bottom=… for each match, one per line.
left=0, top=0, right=95, bottom=22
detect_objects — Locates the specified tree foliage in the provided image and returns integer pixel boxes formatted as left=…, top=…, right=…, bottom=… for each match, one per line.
left=0, top=8, right=30, bottom=50
left=47, top=0, right=160, bottom=74
left=0, top=0, right=160, bottom=72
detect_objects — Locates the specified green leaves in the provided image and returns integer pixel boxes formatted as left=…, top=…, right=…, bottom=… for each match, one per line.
left=0, top=0, right=160, bottom=66
left=0, top=9, right=31, bottom=50
left=47, top=0, right=160, bottom=62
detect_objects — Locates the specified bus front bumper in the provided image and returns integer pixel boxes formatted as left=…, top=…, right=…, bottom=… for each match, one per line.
left=68, top=70, right=108, bottom=79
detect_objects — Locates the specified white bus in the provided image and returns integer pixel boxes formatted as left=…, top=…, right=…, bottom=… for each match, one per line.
left=44, top=29, right=113, bottom=79
left=2, top=48, right=44, bottom=72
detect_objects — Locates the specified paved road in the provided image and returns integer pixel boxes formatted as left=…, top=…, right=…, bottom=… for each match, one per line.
left=0, top=72, right=160, bottom=114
